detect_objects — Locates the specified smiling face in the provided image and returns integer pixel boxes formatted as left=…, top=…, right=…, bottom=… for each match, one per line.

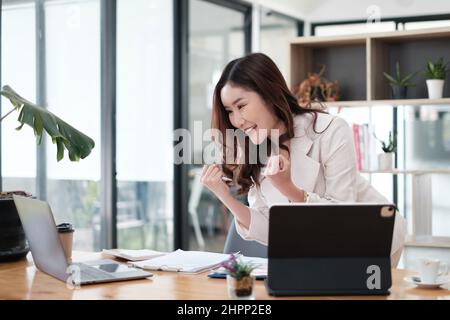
left=220, top=82, right=284, bottom=145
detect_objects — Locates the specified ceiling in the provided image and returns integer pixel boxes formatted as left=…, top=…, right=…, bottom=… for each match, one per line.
left=269, top=0, right=328, bottom=15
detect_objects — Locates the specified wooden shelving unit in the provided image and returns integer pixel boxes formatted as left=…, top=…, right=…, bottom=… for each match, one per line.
left=312, top=98, right=450, bottom=109
left=361, top=169, right=450, bottom=175
left=290, top=27, right=450, bottom=249
left=406, top=235, right=450, bottom=249
left=289, top=27, right=450, bottom=103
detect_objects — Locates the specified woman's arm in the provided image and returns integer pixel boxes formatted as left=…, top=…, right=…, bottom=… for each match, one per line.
left=276, top=182, right=307, bottom=202
left=260, top=150, right=307, bottom=203
left=217, top=193, right=251, bottom=230
left=261, top=117, right=361, bottom=203
left=200, top=164, right=251, bottom=229
left=200, top=164, right=270, bottom=244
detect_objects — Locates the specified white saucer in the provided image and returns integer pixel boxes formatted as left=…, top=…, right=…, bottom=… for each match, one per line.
left=404, top=275, right=450, bottom=289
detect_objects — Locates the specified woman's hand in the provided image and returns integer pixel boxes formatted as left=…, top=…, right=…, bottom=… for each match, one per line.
left=200, top=164, right=230, bottom=200
left=262, top=153, right=293, bottom=194
left=200, top=164, right=251, bottom=229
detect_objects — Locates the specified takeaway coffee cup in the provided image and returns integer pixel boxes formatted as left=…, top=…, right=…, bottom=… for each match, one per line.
left=57, top=223, right=74, bottom=263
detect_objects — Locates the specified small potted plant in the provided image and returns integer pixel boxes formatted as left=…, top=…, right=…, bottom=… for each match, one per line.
left=424, top=57, right=448, bottom=99
left=375, top=131, right=397, bottom=171
left=221, top=254, right=257, bottom=300
left=383, top=62, right=418, bottom=99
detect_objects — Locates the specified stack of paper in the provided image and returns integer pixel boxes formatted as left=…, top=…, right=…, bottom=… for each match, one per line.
left=102, top=249, right=167, bottom=261
left=129, top=249, right=231, bottom=274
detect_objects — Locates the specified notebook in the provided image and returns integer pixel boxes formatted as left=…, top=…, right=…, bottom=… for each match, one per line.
left=208, top=256, right=268, bottom=280
left=102, top=249, right=167, bottom=262
left=129, top=249, right=231, bottom=274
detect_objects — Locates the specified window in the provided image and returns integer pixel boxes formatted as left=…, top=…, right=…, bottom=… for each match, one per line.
left=312, top=15, right=450, bottom=36
left=404, top=20, right=450, bottom=31
left=260, top=10, right=301, bottom=79
left=2, top=0, right=176, bottom=251
left=314, top=21, right=396, bottom=36
left=1, top=0, right=37, bottom=194
left=116, top=0, right=174, bottom=251
left=400, top=105, right=450, bottom=237
left=44, top=0, right=101, bottom=251
left=187, top=0, right=250, bottom=251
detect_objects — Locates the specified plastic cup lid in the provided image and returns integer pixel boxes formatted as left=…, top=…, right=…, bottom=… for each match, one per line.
left=56, top=223, right=74, bottom=233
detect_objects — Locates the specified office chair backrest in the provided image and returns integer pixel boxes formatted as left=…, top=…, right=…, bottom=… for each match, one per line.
left=223, top=219, right=267, bottom=258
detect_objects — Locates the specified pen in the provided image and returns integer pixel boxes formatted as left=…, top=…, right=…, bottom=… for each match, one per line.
left=194, top=173, right=232, bottom=182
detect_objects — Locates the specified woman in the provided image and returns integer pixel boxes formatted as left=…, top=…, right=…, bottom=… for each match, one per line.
left=200, top=53, right=405, bottom=267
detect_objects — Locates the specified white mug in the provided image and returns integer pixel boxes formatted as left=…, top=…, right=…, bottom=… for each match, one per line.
left=418, top=258, right=448, bottom=284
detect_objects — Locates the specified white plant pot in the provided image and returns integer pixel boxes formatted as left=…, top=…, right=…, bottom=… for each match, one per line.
left=426, top=79, right=445, bottom=99
left=378, top=153, right=394, bottom=171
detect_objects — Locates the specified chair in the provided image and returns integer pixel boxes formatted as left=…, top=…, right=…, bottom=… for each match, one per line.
left=116, top=200, right=146, bottom=248
left=223, top=219, right=267, bottom=258
left=92, top=198, right=146, bottom=249
left=188, top=168, right=206, bottom=249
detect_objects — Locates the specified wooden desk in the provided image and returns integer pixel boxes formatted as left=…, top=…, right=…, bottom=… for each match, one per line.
left=0, top=251, right=449, bottom=300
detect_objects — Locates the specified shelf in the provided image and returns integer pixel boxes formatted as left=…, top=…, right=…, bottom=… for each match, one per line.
left=310, top=98, right=450, bottom=109
left=290, top=28, right=450, bottom=251
left=290, top=42, right=367, bottom=101
left=361, top=169, right=450, bottom=175
left=290, top=27, right=450, bottom=103
left=405, top=235, right=450, bottom=249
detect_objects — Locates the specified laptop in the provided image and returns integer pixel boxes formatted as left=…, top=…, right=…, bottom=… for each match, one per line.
left=266, top=203, right=396, bottom=296
left=13, top=195, right=153, bottom=285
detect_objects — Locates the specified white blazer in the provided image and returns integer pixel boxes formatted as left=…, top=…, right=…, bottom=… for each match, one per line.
left=235, top=112, right=406, bottom=267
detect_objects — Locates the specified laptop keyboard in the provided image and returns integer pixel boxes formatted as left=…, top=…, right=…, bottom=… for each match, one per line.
left=75, top=263, right=113, bottom=282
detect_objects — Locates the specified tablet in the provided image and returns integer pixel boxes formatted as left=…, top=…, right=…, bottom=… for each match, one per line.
left=266, top=203, right=396, bottom=296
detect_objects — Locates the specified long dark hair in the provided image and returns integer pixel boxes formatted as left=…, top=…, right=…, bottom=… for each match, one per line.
left=211, top=53, right=325, bottom=195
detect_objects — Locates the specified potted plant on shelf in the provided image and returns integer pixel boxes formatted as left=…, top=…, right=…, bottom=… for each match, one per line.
left=221, top=254, right=257, bottom=300
left=375, top=131, right=397, bottom=172
left=0, top=85, right=95, bottom=262
left=293, top=64, right=339, bottom=109
left=383, top=62, right=418, bottom=99
left=424, top=57, right=448, bottom=99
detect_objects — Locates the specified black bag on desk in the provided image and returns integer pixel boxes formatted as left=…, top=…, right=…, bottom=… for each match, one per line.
left=266, top=203, right=395, bottom=296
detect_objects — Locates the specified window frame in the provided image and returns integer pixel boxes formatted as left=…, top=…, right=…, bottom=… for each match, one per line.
left=311, top=13, right=450, bottom=36
left=260, top=9, right=304, bottom=37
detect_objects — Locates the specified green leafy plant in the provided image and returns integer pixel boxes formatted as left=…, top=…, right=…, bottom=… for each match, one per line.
left=383, top=62, right=418, bottom=87
left=221, top=254, right=257, bottom=280
left=0, top=85, right=95, bottom=161
left=424, top=57, right=449, bottom=80
left=374, top=131, right=397, bottom=153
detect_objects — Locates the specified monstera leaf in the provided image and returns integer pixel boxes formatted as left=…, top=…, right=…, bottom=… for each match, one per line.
left=0, top=85, right=95, bottom=161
